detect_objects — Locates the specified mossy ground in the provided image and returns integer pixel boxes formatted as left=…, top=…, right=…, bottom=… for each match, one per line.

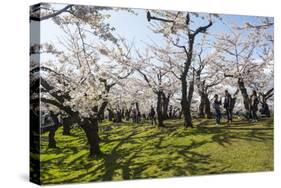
left=39, top=117, right=273, bottom=184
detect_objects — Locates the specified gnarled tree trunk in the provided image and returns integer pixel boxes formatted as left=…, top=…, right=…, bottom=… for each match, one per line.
left=80, top=117, right=101, bottom=158
left=48, top=112, right=60, bottom=148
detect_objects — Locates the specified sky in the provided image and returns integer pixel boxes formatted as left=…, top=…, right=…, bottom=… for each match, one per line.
left=37, top=5, right=273, bottom=93
left=39, top=4, right=273, bottom=56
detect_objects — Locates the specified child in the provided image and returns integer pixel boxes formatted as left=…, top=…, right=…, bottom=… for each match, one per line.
left=213, top=94, right=222, bottom=125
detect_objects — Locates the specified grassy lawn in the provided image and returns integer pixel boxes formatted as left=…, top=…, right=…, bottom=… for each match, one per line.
left=39, top=117, right=274, bottom=184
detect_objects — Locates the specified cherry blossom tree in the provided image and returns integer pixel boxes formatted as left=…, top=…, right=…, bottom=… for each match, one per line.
left=214, top=19, right=273, bottom=115
left=146, top=10, right=213, bottom=127
left=30, top=6, right=134, bottom=157
left=133, top=50, right=178, bottom=127
left=192, top=37, right=225, bottom=118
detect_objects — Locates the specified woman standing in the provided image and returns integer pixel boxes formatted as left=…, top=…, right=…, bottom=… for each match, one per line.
left=213, top=94, right=222, bottom=126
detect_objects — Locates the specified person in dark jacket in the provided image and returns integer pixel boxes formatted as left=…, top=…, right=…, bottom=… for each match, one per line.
left=149, top=106, right=157, bottom=125
left=250, top=90, right=259, bottom=122
left=224, top=90, right=232, bottom=125
left=213, top=94, right=222, bottom=125
left=125, top=109, right=130, bottom=121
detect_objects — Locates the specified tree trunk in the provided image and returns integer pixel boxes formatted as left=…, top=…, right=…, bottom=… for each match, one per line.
left=49, top=113, right=60, bottom=148
left=107, top=109, right=113, bottom=121
left=187, top=79, right=194, bottom=124
left=181, top=79, right=193, bottom=128
left=135, top=102, right=140, bottom=114
left=62, top=124, right=70, bottom=135
left=196, top=72, right=205, bottom=118
left=80, top=118, right=101, bottom=158
left=178, top=109, right=182, bottom=119
left=198, top=94, right=205, bottom=118
left=260, top=88, right=273, bottom=117
left=172, top=108, right=179, bottom=119
left=162, top=93, right=170, bottom=120
left=62, top=117, right=72, bottom=135
left=156, top=92, right=164, bottom=127
left=115, top=109, right=122, bottom=123
left=48, top=125, right=59, bottom=148
left=98, top=101, right=108, bottom=121
left=261, top=102, right=270, bottom=117
left=121, top=108, right=125, bottom=119
left=238, top=78, right=250, bottom=113
left=204, top=94, right=212, bottom=119
left=135, top=102, right=141, bottom=123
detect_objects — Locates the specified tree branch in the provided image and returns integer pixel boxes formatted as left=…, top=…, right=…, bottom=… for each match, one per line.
left=136, top=69, right=153, bottom=89
left=147, top=11, right=174, bottom=23
left=265, top=88, right=274, bottom=97
left=224, top=73, right=234, bottom=78
left=169, top=38, right=188, bottom=57
left=31, top=66, right=71, bottom=83
left=117, top=69, right=134, bottom=80
left=30, top=4, right=73, bottom=21
left=193, top=21, right=213, bottom=36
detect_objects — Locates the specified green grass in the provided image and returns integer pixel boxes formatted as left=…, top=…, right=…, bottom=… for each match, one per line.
left=39, top=117, right=274, bottom=184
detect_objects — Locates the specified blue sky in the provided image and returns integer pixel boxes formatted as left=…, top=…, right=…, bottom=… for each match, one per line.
left=39, top=5, right=273, bottom=62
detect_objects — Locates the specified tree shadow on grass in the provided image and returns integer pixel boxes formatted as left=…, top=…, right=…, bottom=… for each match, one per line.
left=41, top=118, right=274, bottom=183
left=97, top=135, right=217, bottom=181
left=193, top=119, right=273, bottom=147
left=100, top=130, right=146, bottom=181
left=99, top=119, right=273, bottom=181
